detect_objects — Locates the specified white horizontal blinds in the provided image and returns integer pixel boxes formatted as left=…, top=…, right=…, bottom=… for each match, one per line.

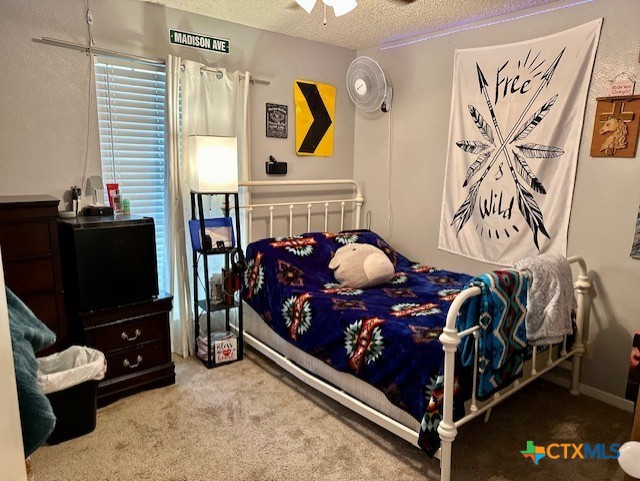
left=94, top=59, right=168, bottom=290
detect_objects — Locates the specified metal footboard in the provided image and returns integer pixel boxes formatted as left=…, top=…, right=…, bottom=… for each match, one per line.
left=437, top=256, right=591, bottom=481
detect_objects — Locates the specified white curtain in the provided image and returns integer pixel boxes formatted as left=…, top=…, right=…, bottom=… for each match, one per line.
left=166, top=55, right=251, bottom=356
left=166, top=54, right=193, bottom=357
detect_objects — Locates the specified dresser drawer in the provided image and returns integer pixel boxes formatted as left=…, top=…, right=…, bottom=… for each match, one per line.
left=88, top=313, right=168, bottom=353
left=105, top=341, right=170, bottom=380
left=0, top=221, right=51, bottom=260
left=4, top=257, right=55, bottom=294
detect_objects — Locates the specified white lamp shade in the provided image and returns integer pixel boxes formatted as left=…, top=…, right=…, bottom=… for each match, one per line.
left=332, top=0, right=357, bottom=16
left=188, top=135, right=239, bottom=193
left=295, top=0, right=317, bottom=13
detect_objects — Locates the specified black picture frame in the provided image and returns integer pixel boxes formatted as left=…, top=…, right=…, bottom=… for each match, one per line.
left=266, top=103, right=288, bottom=139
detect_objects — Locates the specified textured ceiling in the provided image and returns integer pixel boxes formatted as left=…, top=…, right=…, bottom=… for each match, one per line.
left=144, top=0, right=560, bottom=50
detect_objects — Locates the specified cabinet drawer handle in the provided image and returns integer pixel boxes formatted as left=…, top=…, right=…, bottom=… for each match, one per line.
left=121, top=329, right=142, bottom=342
left=123, top=355, right=143, bottom=369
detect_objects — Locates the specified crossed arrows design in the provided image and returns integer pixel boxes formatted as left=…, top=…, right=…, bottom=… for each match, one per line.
left=451, top=49, right=566, bottom=250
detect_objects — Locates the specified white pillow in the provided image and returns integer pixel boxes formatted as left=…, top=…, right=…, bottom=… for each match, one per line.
left=329, top=243, right=395, bottom=289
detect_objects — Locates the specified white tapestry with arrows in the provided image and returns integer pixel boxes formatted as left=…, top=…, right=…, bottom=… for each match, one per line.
left=439, top=20, right=602, bottom=265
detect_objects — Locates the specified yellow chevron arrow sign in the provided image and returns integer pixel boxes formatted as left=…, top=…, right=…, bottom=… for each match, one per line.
left=294, top=80, right=336, bottom=157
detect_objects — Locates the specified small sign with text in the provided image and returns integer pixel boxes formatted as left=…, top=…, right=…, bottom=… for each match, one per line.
left=169, top=29, right=229, bottom=54
left=608, top=80, right=635, bottom=97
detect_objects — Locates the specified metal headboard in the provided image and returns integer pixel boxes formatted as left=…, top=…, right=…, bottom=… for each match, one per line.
left=237, top=180, right=364, bottom=242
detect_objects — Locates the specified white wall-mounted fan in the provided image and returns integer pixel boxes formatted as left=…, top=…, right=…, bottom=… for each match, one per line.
left=346, top=56, right=392, bottom=113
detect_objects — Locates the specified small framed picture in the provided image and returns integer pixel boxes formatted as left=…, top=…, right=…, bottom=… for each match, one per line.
left=188, top=217, right=235, bottom=251
left=266, top=103, right=288, bottom=139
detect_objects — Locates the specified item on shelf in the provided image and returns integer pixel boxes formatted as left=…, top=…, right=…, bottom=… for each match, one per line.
left=71, top=186, right=82, bottom=216
left=83, top=205, right=114, bottom=217
left=222, top=268, right=241, bottom=305
left=188, top=217, right=235, bottom=251
left=230, top=248, right=248, bottom=274
left=106, top=183, right=119, bottom=208
left=112, top=190, right=123, bottom=214
left=210, top=273, right=223, bottom=304
left=87, top=175, right=106, bottom=207
left=197, top=331, right=237, bottom=365
left=122, top=197, right=131, bottom=215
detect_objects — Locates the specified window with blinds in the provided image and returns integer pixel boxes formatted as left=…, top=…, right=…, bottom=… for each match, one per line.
left=94, top=59, right=168, bottom=290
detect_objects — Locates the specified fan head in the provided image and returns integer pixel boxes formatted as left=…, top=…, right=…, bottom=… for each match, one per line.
left=347, top=56, right=388, bottom=112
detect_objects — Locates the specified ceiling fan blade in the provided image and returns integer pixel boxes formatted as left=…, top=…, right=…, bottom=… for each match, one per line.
left=333, top=0, right=357, bottom=16
left=295, top=0, right=318, bottom=13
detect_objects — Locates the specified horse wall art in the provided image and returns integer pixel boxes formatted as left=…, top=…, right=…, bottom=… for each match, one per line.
left=591, top=96, right=640, bottom=158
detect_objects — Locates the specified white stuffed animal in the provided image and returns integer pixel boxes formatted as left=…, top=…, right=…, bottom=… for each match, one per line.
left=329, top=243, right=395, bottom=289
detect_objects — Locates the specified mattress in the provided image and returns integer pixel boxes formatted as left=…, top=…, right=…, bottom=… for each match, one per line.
left=243, top=303, right=420, bottom=432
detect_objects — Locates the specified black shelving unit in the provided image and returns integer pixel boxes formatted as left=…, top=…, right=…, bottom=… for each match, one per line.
left=190, top=191, right=244, bottom=368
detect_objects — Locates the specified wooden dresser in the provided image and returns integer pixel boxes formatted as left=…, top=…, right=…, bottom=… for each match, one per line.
left=77, top=293, right=175, bottom=406
left=0, top=195, right=66, bottom=353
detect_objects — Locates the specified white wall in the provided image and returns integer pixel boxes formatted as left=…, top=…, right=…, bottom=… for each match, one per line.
left=0, top=252, right=28, bottom=481
left=0, top=0, right=356, bottom=207
left=354, top=0, right=640, bottom=398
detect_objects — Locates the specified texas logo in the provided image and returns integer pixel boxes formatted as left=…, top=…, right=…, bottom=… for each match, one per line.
left=521, top=441, right=546, bottom=465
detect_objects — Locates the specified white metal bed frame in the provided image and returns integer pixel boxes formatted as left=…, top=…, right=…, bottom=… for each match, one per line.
left=234, top=179, right=591, bottom=481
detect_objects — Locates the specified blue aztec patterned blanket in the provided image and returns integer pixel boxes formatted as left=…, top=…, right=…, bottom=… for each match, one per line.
left=242, top=231, right=528, bottom=455
left=456, top=270, right=529, bottom=401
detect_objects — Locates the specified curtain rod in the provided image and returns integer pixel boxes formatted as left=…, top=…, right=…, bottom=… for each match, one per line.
left=35, top=37, right=270, bottom=86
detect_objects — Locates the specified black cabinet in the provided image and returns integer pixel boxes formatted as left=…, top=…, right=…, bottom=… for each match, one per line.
left=58, top=215, right=159, bottom=313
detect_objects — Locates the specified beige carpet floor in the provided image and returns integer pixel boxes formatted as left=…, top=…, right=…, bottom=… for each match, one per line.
left=31, top=349, right=631, bottom=480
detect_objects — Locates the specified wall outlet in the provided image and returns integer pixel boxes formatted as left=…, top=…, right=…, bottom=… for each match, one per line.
left=583, top=340, right=594, bottom=360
